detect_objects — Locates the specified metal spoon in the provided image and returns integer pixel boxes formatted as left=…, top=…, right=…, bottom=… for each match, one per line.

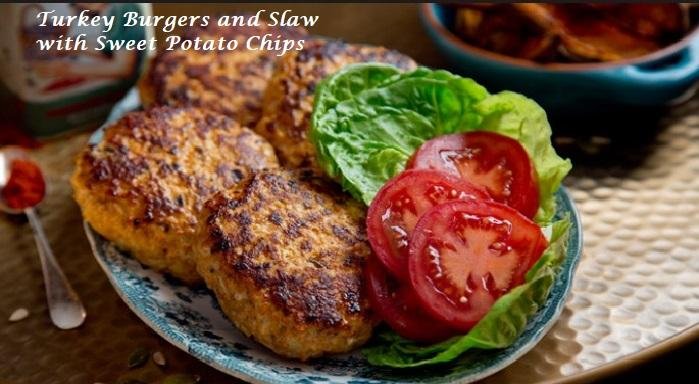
left=0, top=148, right=86, bottom=329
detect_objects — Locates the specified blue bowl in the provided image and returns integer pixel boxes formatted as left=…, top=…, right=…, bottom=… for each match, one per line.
left=420, top=3, right=699, bottom=116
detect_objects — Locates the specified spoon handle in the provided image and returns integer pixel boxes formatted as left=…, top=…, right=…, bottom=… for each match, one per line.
left=25, top=208, right=86, bottom=329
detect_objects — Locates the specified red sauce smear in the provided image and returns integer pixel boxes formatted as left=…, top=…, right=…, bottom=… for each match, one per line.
left=1, top=159, right=45, bottom=210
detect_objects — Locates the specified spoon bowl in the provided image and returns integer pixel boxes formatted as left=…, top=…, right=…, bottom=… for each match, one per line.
left=0, top=147, right=35, bottom=214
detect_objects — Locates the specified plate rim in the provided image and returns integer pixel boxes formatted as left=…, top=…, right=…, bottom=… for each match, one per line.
left=83, top=187, right=582, bottom=384
left=84, top=221, right=269, bottom=384
left=82, top=88, right=585, bottom=384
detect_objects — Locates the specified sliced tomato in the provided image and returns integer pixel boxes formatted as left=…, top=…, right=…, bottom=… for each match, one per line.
left=367, top=169, right=491, bottom=281
left=365, top=256, right=458, bottom=343
left=408, top=131, right=540, bottom=218
left=408, top=200, right=547, bottom=332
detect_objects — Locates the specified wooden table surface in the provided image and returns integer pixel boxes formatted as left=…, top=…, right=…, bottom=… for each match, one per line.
left=1, top=4, right=696, bottom=384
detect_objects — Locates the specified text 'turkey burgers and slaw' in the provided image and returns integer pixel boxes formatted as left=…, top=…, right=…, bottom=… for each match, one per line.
left=310, top=63, right=572, bottom=367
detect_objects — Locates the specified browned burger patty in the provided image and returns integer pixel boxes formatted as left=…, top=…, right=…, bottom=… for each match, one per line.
left=255, top=39, right=417, bottom=170
left=196, top=169, right=375, bottom=359
left=71, top=106, right=279, bottom=284
left=139, top=22, right=307, bottom=127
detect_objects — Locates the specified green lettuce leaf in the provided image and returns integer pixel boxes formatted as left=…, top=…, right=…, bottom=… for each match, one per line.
left=310, top=64, right=571, bottom=223
left=311, top=64, right=489, bottom=206
left=363, top=218, right=572, bottom=367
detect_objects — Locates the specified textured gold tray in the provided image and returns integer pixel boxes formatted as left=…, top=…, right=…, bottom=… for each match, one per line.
left=484, top=97, right=699, bottom=383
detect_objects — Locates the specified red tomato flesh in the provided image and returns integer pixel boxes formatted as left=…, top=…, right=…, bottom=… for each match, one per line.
left=408, top=200, right=547, bottom=332
left=367, top=169, right=491, bottom=281
left=408, top=131, right=540, bottom=218
left=365, top=256, right=458, bottom=343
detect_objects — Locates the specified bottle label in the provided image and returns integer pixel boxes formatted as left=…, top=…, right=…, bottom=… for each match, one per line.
left=0, top=3, right=154, bottom=137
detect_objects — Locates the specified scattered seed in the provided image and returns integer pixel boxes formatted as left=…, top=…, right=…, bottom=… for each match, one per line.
left=162, top=374, right=201, bottom=384
left=152, top=351, right=166, bottom=367
left=127, top=347, right=150, bottom=369
left=8, top=308, right=29, bottom=322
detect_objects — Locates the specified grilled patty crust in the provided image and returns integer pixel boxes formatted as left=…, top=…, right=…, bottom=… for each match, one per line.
left=255, top=39, right=416, bottom=170
left=72, top=106, right=279, bottom=284
left=197, top=169, right=375, bottom=359
left=139, top=22, right=307, bottom=127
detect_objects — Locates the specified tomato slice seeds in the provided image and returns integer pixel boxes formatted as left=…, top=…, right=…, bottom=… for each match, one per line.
left=367, top=169, right=490, bottom=281
left=408, top=131, right=540, bottom=218
left=408, top=200, right=547, bottom=331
